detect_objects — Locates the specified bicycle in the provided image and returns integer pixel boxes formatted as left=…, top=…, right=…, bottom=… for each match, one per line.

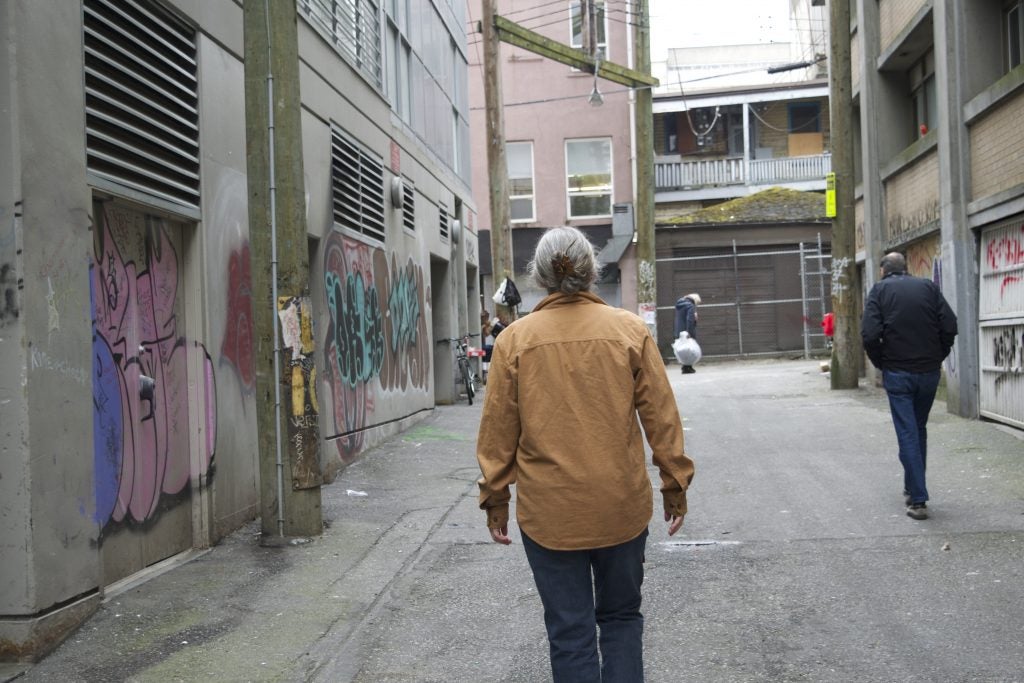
left=444, top=334, right=480, bottom=405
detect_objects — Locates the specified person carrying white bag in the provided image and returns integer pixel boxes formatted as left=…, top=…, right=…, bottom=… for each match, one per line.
left=672, top=293, right=702, bottom=373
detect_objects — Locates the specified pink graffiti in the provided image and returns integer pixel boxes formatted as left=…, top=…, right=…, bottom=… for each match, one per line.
left=92, top=206, right=215, bottom=526
left=221, top=243, right=255, bottom=391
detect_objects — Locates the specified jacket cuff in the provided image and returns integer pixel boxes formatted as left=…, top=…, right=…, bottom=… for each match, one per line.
left=485, top=505, right=509, bottom=529
left=663, top=492, right=687, bottom=518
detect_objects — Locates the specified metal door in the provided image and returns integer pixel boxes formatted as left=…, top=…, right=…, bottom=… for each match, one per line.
left=90, top=200, right=200, bottom=584
left=979, top=216, right=1024, bottom=428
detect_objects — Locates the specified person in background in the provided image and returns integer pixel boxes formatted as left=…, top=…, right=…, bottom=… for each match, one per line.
left=674, top=293, right=702, bottom=373
left=476, top=226, right=695, bottom=682
left=861, top=252, right=957, bottom=521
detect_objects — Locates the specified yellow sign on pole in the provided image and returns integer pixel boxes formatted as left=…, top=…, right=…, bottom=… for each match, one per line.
left=825, top=172, right=836, bottom=218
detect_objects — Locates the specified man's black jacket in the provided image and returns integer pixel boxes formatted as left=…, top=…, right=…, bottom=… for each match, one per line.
left=861, top=272, right=958, bottom=372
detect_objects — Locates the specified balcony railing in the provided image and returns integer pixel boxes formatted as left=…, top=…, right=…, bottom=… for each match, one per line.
left=655, top=153, right=832, bottom=192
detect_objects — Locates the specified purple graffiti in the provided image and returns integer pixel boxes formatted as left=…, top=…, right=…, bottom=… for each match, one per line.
left=90, top=206, right=216, bottom=527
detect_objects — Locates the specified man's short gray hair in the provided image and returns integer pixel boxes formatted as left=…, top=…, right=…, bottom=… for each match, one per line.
left=880, top=252, right=907, bottom=275
left=528, top=226, right=600, bottom=295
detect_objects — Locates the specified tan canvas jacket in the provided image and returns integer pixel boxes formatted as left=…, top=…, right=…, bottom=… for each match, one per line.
left=476, top=291, right=695, bottom=550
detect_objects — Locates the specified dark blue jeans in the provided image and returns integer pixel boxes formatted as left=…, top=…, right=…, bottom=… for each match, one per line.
left=522, top=529, right=648, bottom=683
left=883, top=368, right=941, bottom=505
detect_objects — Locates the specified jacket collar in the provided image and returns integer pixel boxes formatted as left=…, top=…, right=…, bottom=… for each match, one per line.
left=531, top=290, right=607, bottom=312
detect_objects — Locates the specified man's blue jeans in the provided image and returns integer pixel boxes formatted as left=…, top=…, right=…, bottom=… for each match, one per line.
left=883, top=368, right=941, bottom=504
left=522, top=529, right=648, bottom=683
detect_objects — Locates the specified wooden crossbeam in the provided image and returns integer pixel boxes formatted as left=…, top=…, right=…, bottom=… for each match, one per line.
left=492, top=14, right=659, bottom=89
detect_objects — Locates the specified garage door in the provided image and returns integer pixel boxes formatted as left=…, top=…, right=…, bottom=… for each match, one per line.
left=979, top=216, right=1024, bottom=428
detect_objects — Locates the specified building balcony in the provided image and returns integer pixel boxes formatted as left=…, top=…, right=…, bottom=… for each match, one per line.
left=654, top=153, right=832, bottom=200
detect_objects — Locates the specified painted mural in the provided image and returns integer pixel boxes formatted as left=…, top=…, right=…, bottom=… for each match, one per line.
left=322, top=232, right=430, bottom=461
left=90, top=204, right=216, bottom=529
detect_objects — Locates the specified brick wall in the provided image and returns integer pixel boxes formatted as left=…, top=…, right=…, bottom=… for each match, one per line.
left=970, top=90, right=1024, bottom=202
left=884, top=149, right=939, bottom=244
left=879, top=0, right=928, bottom=52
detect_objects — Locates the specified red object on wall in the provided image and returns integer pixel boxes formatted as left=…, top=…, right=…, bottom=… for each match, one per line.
left=821, top=312, right=835, bottom=337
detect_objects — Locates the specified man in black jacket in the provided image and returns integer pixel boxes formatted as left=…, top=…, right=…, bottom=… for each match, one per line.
left=861, top=252, right=958, bottom=520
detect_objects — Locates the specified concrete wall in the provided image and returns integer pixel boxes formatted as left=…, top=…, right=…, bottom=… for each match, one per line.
left=0, top=0, right=476, bottom=661
left=0, top=1, right=101, bottom=659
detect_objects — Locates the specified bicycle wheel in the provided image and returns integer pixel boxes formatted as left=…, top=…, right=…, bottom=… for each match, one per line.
left=460, top=359, right=475, bottom=405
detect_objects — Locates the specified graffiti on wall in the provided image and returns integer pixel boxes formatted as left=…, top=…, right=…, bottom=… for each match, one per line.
left=220, top=243, right=255, bottom=392
left=0, top=261, right=19, bottom=326
left=986, top=224, right=1024, bottom=299
left=991, top=324, right=1023, bottom=372
left=887, top=200, right=940, bottom=245
left=322, top=232, right=430, bottom=461
left=91, top=205, right=216, bottom=529
left=906, top=236, right=941, bottom=282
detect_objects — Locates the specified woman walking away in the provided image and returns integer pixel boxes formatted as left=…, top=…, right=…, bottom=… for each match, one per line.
left=476, top=226, right=696, bottom=682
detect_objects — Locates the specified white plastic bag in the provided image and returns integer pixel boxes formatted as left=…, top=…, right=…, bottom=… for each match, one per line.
left=491, top=279, right=507, bottom=305
left=672, top=331, right=702, bottom=366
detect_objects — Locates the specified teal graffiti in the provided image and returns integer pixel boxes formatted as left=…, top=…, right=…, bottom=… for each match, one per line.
left=388, top=264, right=420, bottom=354
left=325, top=269, right=384, bottom=388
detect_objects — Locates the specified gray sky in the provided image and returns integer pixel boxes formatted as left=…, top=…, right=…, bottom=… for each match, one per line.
left=650, top=0, right=792, bottom=53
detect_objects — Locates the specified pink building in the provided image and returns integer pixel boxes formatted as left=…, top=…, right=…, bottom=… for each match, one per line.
left=467, top=0, right=641, bottom=312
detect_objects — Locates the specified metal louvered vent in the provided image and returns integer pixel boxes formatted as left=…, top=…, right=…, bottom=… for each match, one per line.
left=83, top=0, right=200, bottom=209
left=438, top=201, right=449, bottom=241
left=402, top=181, right=415, bottom=232
left=331, top=127, right=386, bottom=243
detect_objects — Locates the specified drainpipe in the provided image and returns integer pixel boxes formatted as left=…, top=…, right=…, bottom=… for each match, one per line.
left=264, top=0, right=286, bottom=538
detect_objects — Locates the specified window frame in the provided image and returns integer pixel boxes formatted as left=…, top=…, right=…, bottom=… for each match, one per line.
left=506, top=141, right=536, bottom=224
left=569, top=1, right=608, bottom=59
left=787, top=102, right=821, bottom=133
left=1006, top=1, right=1023, bottom=72
left=908, top=49, right=936, bottom=140
left=564, top=137, right=613, bottom=220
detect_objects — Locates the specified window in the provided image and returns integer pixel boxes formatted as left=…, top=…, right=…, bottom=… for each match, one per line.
left=788, top=102, right=821, bottom=133
left=909, top=50, right=936, bottom=140
left=570, top=1, right=607, bottom=58
left=1007, top=1, right=1023, bottom=71
left=331, top=126, right=386, bottom=243
left=663, top=114, right=678, bottom=154
left=385, top=0, right=411, bottom=122
left=299, top=0, right=382, bottom=89
left=507, top=142, right=535, bottom=223
left=565, top=138, right=612, bottom=219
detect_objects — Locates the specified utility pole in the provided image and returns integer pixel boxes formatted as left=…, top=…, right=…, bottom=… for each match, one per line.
left=481, top=0, right=515, bottom=321
left=634, top=0, right=657, bottom=336
left=243, top=0, right=323, bottom=540
left=827, top=0, right=859, bottom=389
